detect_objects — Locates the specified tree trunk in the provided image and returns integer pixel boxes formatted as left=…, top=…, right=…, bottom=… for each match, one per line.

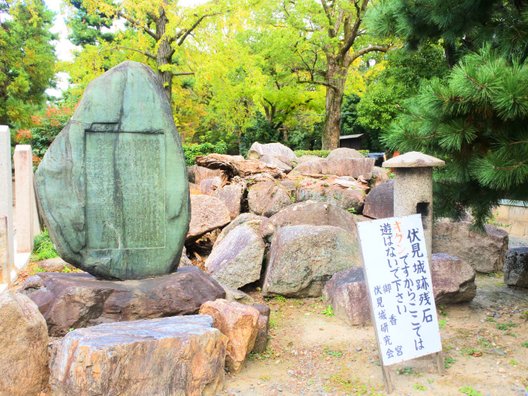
left=322, top=59, right=347, bottom=150
left=155, top=7, right=174, bottom=101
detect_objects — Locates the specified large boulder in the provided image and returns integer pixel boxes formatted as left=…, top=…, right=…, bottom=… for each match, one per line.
left=247, top=142, right=297, bottom=163
left=432, top=220, right=508, bottom=273
left=262, top=225, right=360, bottom=297
left=247, top=180, right=294, bottom=217
left=188, top=194, right=231, bottom=240
left=188, top=165, right=227, bottom=185
left=49, top=315, right=226, bottom=396
left=213, top=179, right=246, bottom=219
left=431, top=253, right=477, bottom=304
left=293, top=157, right=375, bottom=179
left=362, top=180, right=394, bottom=219
left=199, top=299, right=259, bottom=373
left=205, top=224, right=266, bottom=289
left=269, top=200, right=358, bottom=235
left=20, top=267, right=225, bottom=336
left=504, top=247, right=528, bottom=288
left=0, top=292, right=49, bottom=396
left=326, top=148, right=364, bottom=161
left=322, top=268, right=370, bottom=326
left=35, top=61, right=190, bottom=280
left=214, top=213, right=272, bottom=247
left=296, top=180, right=365, bottom=213
left=259, top=154, right=293, bottom=172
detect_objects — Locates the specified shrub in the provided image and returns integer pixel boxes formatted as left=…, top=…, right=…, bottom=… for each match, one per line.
left=182, top=141, right=228, bottom=166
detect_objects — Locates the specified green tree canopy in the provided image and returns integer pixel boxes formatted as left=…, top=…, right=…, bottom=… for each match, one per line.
left=0, top=0, right=56, bottom=129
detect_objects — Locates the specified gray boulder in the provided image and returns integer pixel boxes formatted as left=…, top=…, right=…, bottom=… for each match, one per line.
left=213, top=179, right=246, bottom=219
left=504, top=247, right=528, bottom=287
left=262, top=225, right=360, bottom=297
left=20, top=267, right=225, bottom=336
left=251, top=303, right=271, bottom=353
left=0, top=292, right=49, bottom=396
left=50, top=316, right=226, bottom=396
left=432, top=220, right=508, bottom=273
left=293, top=157, right=375, bottom=179
left=205, top=224, right=266, bottom=289
left=296, top=182, right=365, bottom=212
left=326, top=147, right=364, bottom=160
left=431, top=253, right=476, bottom=304
left=214, top=213, right=272, bottom=247
left=363, top=180, right=394, bottom=219
left=323, top=268, right=370, bottom=326
left=248, top=180, right=294, bottom=217
left=247, top=142, right=297, bottom=163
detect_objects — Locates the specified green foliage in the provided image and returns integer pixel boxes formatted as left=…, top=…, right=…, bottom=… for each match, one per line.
left=182, top=141, right=228, bottom=166
left=383, top=47, right=528, bottom=227
left=321, top=305, right=334, bottom=317
left=0, top=0, right=56, bottom=129
left=459, top=385, right=483, bottom=396
left=496, top=321, right=518, bottom=331
left=294, top=150, right=330, bottom=158
left=413, top=383, right=427, bottom=391
left=323, top=347, right=343, bottom=357
left=31, top=230, right=58, bottom=261
left=521, top=341, right=528, bottom=348
left=444, top=356, right=456, bottom=369
left=397, top=367, right=416, bottom=375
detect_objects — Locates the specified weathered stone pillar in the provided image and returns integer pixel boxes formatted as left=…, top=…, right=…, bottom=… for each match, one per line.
left=383, top=152, right=445, bottom=262
left=0, top=126, right=14, bottom=285
left=14, top=145, right=35, bottom=253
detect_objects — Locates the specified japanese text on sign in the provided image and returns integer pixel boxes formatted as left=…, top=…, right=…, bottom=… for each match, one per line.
left=357, top=214, right=442, bottom=366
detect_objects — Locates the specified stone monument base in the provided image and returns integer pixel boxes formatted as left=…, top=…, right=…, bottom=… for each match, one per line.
left=19, top=267, right=225, bottom=336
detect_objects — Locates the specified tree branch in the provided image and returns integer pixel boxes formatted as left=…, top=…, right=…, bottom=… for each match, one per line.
left=176, top=12, right=223, bottom=46
left=114, top=46, right=156, bottom=60
left=117, top=11, right=158, bottom=40
left=320, top=0, right=336, bottom=38
left=173, top=71, right=195, bottom=76
left=347, top=44, right=390, bottom=65
left=339, top=0, right=369, bottom=58
left=297, top=79, right=337, bottom=90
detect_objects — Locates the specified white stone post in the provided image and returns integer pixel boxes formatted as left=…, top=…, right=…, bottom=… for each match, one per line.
left=383, top=152, right=445, bottom=263
left=14, top=145, right=35, bottom=253
left=0, top=126, right=14, bottom=285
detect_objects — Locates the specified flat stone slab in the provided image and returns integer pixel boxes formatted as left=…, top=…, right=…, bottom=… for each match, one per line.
left=35, top=61, right=190, bottom=280
left=50, top=315, right=227, bottom=396
left=19, top=267, right=225, bottom=336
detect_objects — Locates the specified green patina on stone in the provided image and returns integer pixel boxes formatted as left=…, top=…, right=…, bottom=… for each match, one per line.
left=35, top=61, right=190, bottom=280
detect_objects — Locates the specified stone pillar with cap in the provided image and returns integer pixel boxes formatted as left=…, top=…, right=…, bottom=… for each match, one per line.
left=382, top=151, right=445, bottom=262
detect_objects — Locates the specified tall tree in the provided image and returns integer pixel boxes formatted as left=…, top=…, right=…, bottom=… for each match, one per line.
left=0, top=0, right=56, bottom=128
left=67, top=0, right=227, bottom=101
left=264, top=0, right=390, bottom=149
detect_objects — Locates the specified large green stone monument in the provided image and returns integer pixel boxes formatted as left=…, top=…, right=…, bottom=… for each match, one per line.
left=35, top=61, right=190, bottom=280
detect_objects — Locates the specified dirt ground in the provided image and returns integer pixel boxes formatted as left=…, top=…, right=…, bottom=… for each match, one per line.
left=222, top=274, right=528, bottom=396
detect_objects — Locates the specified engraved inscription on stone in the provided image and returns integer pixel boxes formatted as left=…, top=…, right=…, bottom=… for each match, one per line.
left=85, top=132, right=165, bottom=250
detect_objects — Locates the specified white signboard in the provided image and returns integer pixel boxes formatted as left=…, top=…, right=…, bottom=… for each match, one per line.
left=357, top=214, right=442, bottom=366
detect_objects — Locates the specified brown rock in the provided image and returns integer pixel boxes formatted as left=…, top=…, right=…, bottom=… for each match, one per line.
left=188, top=165, right=227, bottom=185
left=293, top=157, right=375, bottom=179
left=0, top=292, right=49, bottom=395
left=248, top=180, right=294, bottom=217
left=188, top=194, right=231, bottom=240
left=200, top=177, right=224, bottom=194
left=363, top=180, right=394, bottom=219
left=296, top=180, right=365, bottom=213
left=431, top=253, right=476, bottom=304
left=269, top=200, right=358, bottom=234
left=215, top=213, right=270, bottom=247
left=196, top=154, right=283, bottom=179
left=247, top=142, right=297, bottom=163
left=504, top=247, right=528, bottom=288
left=33, top=257, right=72, bottom=272
left=370, top=166, right=390, bottom=187
left=213, top=180, right=246, bottom=219
left=322, top=268, right=370, bottom=326
left=19, top=267, right=225, bottom=336
left=326, top=148, right=364, bottom=160
left=49, top=315, right=227, bottom=396
left=432, top=220, right=508, bottom=273
left=199, top=299, right=259, bottom=373
left=251, top=304, right=270, bottom=353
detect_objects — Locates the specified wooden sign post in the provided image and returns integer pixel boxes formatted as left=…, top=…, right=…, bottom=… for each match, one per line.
left=357, top=214, right=443, bottom=393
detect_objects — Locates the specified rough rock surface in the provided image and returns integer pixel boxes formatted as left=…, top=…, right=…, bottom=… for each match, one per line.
left=35, top=61, right=190, bottom=280
left=215, top=213, right=271, bottom=247
left=199, top=299, right=259, bottom=373
left=49, top=315, right=227, bottom=396
left=326, top=148, right=364, bottom=160
left=431, top=253, right=477, bottom=304
left=0, top=292, right=49, bottom=396
left=178, top=246, right=193, bottom=267
left=504, top=247, right=528, bottom=288
left=247, top=142, right=297, bottom=162
left=370, top=166, right=391, bottom=187
left=205, top=224, right=266, bottom=289
left=252, top=304, right=271, bottom=353
left=432, top=220, right=508, bottom=273
left=248, top=180, right=294, bottom=217
left=293, top=157, right=375, bottom=179
left=322, top=268, right=370, bottom=326
left=213, top=180, right=246, bottom=219
left=188, top=165, right=226, bottom=185
left=262, top=225, right=360, bottom=297
left=259, top=154, right=293, bottom=172
left=296, top=181, right=365, bottom=212
left=33, top=257, right=72, bottom=272
left=20, top=267, right=225, bottom=336
left=269, top=200, right=358, bottom=235
left=200, top=177, right=224, bottom=194
left=362, top=180, right=394, bottom=219
left=188, top=194, right=231, bottom=239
